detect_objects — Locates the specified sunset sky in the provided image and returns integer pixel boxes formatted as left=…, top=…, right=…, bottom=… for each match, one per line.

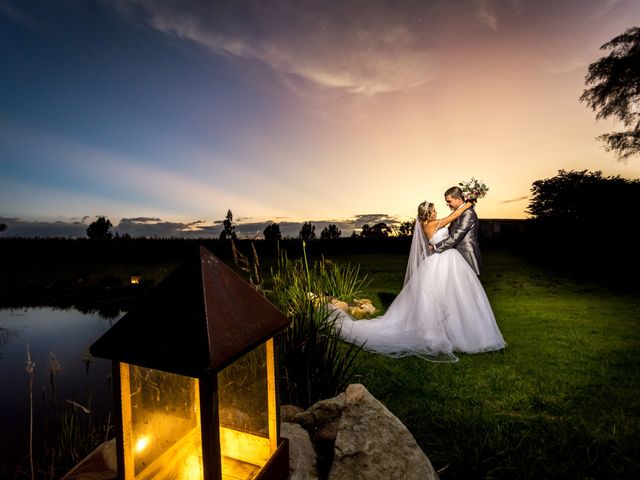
left=1, top=0, right=640, bottom=238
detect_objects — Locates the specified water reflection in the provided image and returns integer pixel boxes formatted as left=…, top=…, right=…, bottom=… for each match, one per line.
left=0, top=307, right=117, bottom=469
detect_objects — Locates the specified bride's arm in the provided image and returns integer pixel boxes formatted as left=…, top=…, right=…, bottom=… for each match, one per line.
left=436, top=202, right=472, bottom=229
left=423, top=203, right=472, bottom=239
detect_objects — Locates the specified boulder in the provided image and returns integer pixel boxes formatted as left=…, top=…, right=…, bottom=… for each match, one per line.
left=281, top=422, right=319, bottom=480
left=281, top=404, right=305, bottom=423
left=307, top=392, right=345, bottom=428
left=328, top=384, right=438, bottom=480
left=60, top=438, right=117, bottom=480
left=293, top=409, right=316, bottom=432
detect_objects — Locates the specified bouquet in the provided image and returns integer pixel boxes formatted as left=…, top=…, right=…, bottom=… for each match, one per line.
left=459, top=177, right=489, bottom=202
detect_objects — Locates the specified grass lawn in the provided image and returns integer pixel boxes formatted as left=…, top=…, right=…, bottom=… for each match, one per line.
left=328, top=249, right=640, bottom=479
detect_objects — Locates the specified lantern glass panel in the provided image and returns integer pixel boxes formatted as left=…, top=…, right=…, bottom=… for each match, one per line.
left=121, top=363, right=203, bottom=480
left=218, top=342, right=273, bottom=479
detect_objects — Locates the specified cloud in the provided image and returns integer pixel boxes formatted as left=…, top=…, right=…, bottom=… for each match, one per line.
left=115, top=217, right=211, bottom=238
left=352, top=213, right=401, bottom=225
left=500, top=195, right=528, bottom=204
left=539, top=55, right=589, bottom=74
left=473, top=0, right=499, bottom=30
left=0, top=217, right=87, bottom=238
left=111, top=0, right=439, bottom=96
left=584, top=0, right=618, bottom=22
left=119, top=217, right=163, bottom=223
left=0, top=119, right=279, bottom=221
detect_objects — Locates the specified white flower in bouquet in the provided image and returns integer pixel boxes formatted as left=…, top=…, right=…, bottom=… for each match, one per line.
left=459, top=177, right=489, bottom=202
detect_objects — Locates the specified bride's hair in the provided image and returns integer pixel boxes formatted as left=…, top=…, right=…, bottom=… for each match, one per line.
left=417, top=201, right=434, bottom=221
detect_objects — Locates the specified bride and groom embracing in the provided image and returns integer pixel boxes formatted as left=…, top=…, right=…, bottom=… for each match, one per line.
left=333, top=186, right=506, bottom=362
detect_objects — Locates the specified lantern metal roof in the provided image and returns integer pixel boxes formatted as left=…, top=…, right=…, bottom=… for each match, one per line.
left=90, top=246, right=290, bottom=377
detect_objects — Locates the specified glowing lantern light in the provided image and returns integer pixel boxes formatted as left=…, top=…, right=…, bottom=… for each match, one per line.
left=91, top=247, right=290, bottom=480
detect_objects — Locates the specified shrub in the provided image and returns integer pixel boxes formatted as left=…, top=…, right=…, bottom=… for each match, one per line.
left=269, top=244, right=366, bottom=408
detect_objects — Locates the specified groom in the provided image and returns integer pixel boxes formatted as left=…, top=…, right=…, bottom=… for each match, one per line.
left=433, top=186, right=482, bottom=275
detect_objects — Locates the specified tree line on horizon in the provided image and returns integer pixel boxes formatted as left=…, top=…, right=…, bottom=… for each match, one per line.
left=1, top=169, right=639, bottom=242
left=2, top=169, right=640, bottom=241
left=82, top=212, right=413, bottom=241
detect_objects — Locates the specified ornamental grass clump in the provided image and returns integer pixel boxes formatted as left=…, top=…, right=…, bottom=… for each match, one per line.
left=316, top=257, right=369, bottom=303
left=270, top=244, right=366, bottom=408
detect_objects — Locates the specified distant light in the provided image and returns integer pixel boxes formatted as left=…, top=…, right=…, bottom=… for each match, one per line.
left=130, top=275, right=141, bottom=285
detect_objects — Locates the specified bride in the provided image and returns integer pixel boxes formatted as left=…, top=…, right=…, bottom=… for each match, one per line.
left=333, top=200, right=506, bottom=362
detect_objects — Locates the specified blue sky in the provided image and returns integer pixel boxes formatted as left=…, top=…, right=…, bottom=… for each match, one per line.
left=2, top=0, right=640, bottom=238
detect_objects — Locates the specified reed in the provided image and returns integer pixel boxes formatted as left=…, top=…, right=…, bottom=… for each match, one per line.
left=25, top=345, right=36, bottom=480
left=270, top=244, right=366, bottom=408
left=11, top=347, right=113, bottom=479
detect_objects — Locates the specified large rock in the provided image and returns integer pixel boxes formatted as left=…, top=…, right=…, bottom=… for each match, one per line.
left=281, top=404, right=305, bottom=423
left=281, top=422, right=319, bottom=480
left=307, top=393, right=345, bottom=428
left=60, top=438, right=117, bottom=480
left=328, top=384, right=438, bottom=480
left=304, top=392, right=347, bottom=477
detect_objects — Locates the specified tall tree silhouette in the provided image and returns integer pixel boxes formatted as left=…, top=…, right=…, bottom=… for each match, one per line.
left=86, top=217, right=113, bottom=240
left=320, top=224, right=341, bottom=239
left=397, top=220, right=414, bottom=237
left=580, top=26, right=640, bottom=160
left=219, top=209, right=236, bottom=240
left=360, top=222, right=390, bottom=238
left=299, top=221, right=316, bottom=241
left=263, top=223, right=282, bottom=240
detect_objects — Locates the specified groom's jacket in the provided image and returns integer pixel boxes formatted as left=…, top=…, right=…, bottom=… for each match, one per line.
left=434, top=207, right=482, bottom=275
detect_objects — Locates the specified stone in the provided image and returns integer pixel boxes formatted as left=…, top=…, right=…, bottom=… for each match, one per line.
left=60, top=438, right=117, bottom=480
left=281, top=422, right=319, bottom=480
left=307, top=392, right=345, bottom=428
left=315, top=419, right=341, bottom=479
left=316, top=419, right=340, bottom=444
left=281, top=404, right=305, bottom=423
left=348, top=306, right=368, bottom=319
left=328, top=384, right=438, bottom=480
left=330, top=298, right=349, bottom=311
left=294, top=409, right=316, bottom=432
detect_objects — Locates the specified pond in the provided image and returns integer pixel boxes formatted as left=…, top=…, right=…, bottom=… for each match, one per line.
left=0, top=307, right=116, bottom=471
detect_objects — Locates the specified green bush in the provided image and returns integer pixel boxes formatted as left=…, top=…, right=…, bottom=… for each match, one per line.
left=269, top=244, right=366, bottom=408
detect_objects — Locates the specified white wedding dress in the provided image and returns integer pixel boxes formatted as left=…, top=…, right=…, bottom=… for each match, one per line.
left=333, top=221, right=506, bottom=362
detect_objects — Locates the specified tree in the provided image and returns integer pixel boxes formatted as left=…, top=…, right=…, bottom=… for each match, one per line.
left=299, top=221, right=316, bottom=241
left=86, top=217, right=113, bottom=240
left=219, top=209, right=236, bottom=240
left=397, top=220, right=414, bottom=237
left=320, top=224, right=341, bottom=240
left=580, top=26, right=640, bottom=160
left=527, top=169, right=640, bottom=226
left=360, top=222, right=391, bottom=238
left=0, top=223, right=7, bottom=233
left=263, top=223, right=282, bottom=240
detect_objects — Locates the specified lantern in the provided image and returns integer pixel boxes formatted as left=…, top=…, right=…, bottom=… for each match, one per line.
left=90, top=246, right=290, bottom=480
